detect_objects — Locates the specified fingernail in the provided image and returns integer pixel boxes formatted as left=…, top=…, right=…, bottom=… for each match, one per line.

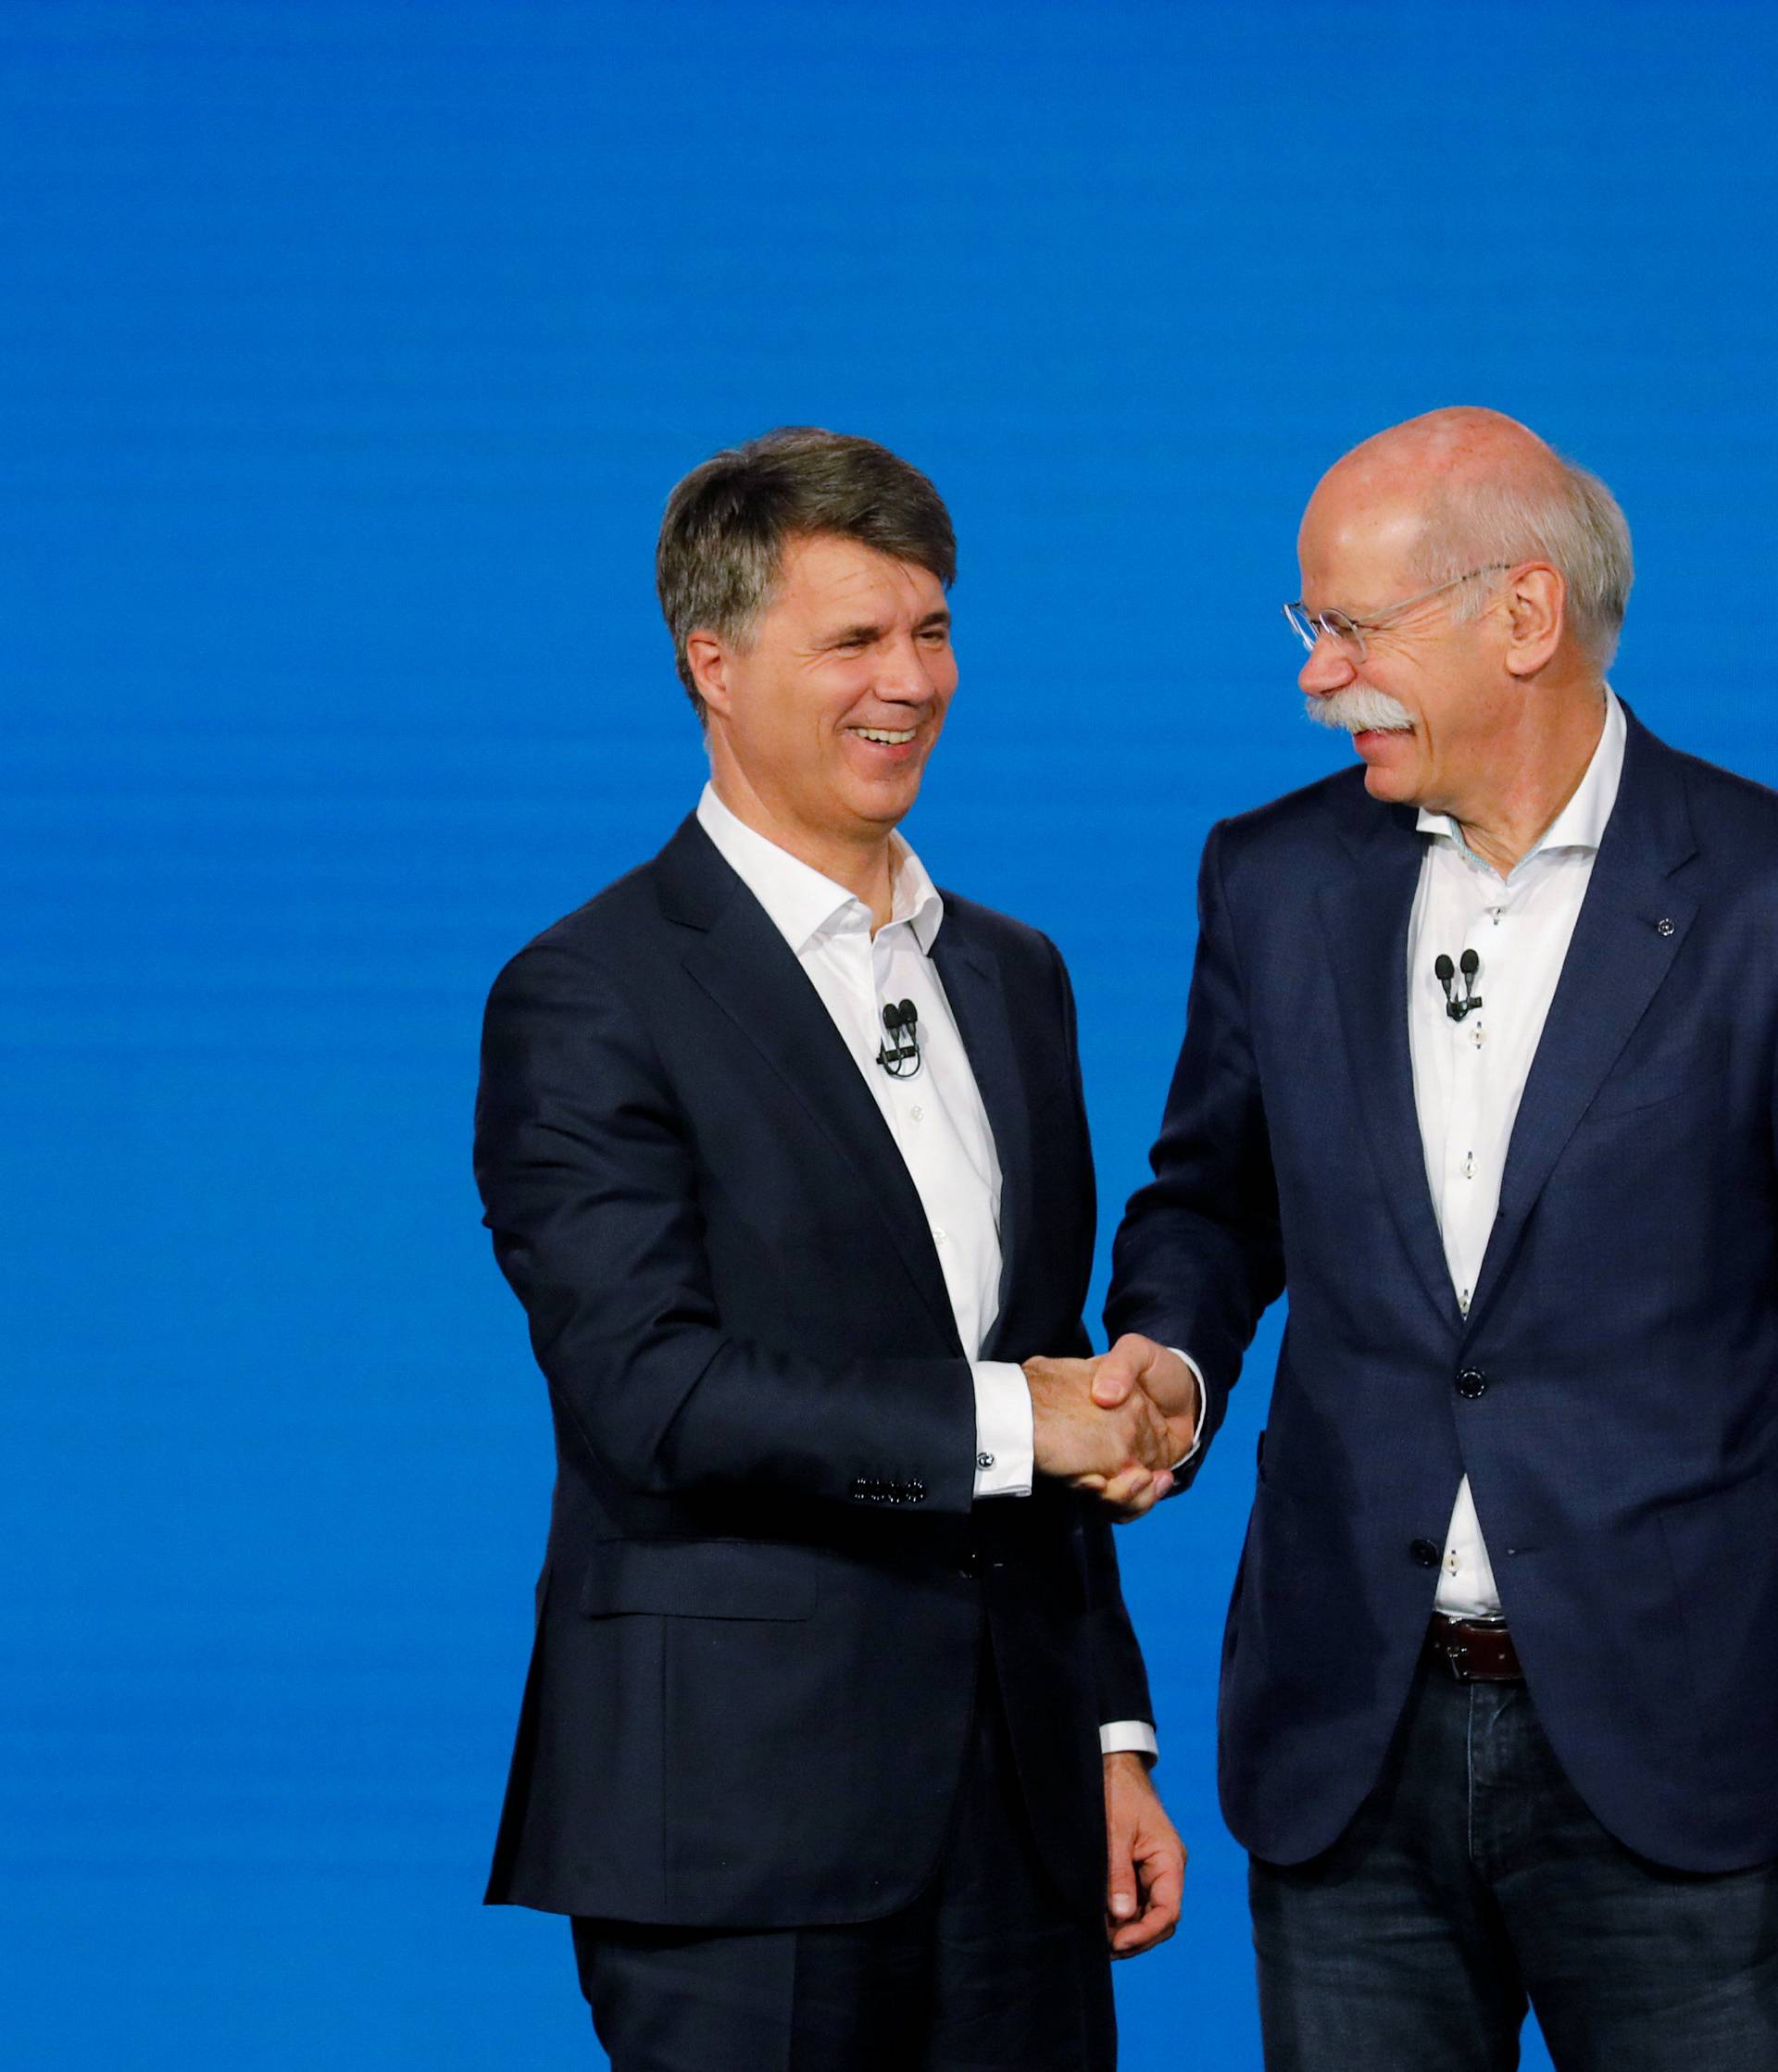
left=1111, top=1895, right=1134, bottom=1917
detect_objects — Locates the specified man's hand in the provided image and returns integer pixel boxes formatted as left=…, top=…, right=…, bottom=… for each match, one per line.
left=1103, top=1752, right=1185, bottom=1958
left=1063, top=1336, right=1201, bottom=1517
left=1091, top=1335, right=1200, bottom=1451
left=1022, top=1355, right=1174, bottom=1507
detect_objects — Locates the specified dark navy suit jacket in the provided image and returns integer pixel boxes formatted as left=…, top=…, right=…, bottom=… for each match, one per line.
left=1108, top=708, right=1778, bottom=1873
left=475, top=815, right=1151, bottom=1926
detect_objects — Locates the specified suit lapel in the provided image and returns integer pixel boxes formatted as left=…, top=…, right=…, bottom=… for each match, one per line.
left=1317, top=796, right=1459, bottom=1328
left=1464, top=712, right=1698, bottom=1330
left=931, top=912, right=1031, bottom=1325
left=654, top=818, right=961, bottom=1345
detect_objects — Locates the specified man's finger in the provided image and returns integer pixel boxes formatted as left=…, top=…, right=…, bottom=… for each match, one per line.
left=1096, top=1464, right=1151, bottom=1510
left=1090, top=1336, right=1154, bottom=1408
left=1103, top=1772, right=1141, bottom=1941
left=1111, top=1913, right=1177, bottom=1955
left=1106, top=1855, right=1139, bottom=1928
left=1103, top=1469, right=1172, bottom=1521
left=1110, top=1841, right=1184, bottom=1955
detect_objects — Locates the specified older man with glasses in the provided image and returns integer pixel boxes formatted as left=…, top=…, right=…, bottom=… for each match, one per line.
left=1094, top=406, right=1778, bottom=2068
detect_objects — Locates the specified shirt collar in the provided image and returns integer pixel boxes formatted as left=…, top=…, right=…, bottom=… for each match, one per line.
left=1415, top=687, right=1626, bottom=876
left=695, top=781, right=945, bottom=955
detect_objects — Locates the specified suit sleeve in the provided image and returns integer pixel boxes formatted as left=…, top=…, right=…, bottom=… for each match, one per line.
left=1082, top=1507, right=1155, bottom=1729
left=1045, top=934, right=1155, bottom=1730
left=474, top=940, right=978, bottom=1515
left=1105, top=821, right=1285, bottom=1492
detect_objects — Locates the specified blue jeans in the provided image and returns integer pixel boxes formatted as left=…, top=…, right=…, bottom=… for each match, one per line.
left=1249, top=1661, right=1778, bottom=2071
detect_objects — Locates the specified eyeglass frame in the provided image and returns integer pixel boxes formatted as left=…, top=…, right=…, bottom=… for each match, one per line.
left=1283, top=563, right=1513, bottom=662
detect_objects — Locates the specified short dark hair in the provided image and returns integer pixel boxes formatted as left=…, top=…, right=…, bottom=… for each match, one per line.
left=656, top=427, right=957, bottom=718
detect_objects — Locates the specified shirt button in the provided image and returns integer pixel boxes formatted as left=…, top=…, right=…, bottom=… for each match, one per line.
left=933, top=1229, right=946, bottom=1247
left=910, top=1105, right=923, bottom=1122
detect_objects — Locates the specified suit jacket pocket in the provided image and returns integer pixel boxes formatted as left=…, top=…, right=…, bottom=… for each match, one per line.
left=580, top=1537, right=818, bottom=1621
left=1583, top=1036, right=1715, bottom=1135
left=1581, top=1060, right=1697, bottom=1125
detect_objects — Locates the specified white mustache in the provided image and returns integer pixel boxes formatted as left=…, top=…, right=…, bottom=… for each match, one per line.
left=1304, top=688, right=1416, bottom=735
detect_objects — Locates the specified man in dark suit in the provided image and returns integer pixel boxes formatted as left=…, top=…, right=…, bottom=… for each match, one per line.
left=474, top=429, right=1188, bottom=2069
left=1097, top=408, right=1778, bottom=2068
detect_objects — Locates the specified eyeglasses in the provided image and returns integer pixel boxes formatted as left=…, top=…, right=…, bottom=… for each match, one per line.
left=1283, top=564, right=1511, bottom=663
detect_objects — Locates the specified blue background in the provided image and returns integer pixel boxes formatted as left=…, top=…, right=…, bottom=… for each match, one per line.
left=6, top=2, right=1775, bottom=2064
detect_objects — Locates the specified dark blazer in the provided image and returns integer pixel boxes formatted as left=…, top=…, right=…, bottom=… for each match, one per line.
left=475, top=814, right=1151, bottom=1927
left=1108, top=707, right=1778, bottom=1874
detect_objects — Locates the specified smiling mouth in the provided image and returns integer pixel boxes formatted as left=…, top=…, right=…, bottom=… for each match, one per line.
left=853, top=727, right=919, bottom=744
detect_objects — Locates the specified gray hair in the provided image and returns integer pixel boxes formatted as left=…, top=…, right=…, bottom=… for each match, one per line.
left=656, top=427, right=957, bottom=718
left=1417, top=456, right=1634, bottom=668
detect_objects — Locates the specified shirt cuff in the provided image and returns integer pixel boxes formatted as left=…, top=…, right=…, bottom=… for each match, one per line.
left=1100, top=1719, right=1159, bottom=1761
left=970, top=1360, right=1034, bottom=1498
left=1169, top=1348, right=1207, bottom=1470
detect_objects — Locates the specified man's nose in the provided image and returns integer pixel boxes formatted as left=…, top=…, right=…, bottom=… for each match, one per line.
left=1298, top=631, right=1357, bottom=697
left=877, top=635, right=940, bottom=702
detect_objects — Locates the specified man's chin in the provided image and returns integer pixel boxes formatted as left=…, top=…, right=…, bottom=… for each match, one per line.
left=844, top=767, right=927, bottom=835
left=1352, top=729, right=1419, bottom=796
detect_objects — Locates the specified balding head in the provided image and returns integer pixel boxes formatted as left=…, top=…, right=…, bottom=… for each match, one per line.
left=1304, top=406, right=1633, bottom=668
left=1322, top=406, right=1564, bottom=503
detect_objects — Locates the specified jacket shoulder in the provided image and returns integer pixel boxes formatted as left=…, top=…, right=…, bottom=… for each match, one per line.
left=933, top=889, right=1066, bottom=977
left=522, top=858, right=665, bottom=959
left=484, top=850, right=684, bottom=1010
left=1210, top=763, right=1378, bottom=872
left=1663, top=737, right=1778, bottom=836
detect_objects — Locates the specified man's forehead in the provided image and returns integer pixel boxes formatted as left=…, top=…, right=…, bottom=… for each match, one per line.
left=778, top=533, right=946, bottom=616
left=1296, top=484, right=1426, bottom=600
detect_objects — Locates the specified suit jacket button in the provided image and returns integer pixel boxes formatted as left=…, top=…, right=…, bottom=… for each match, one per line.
left=1456, top=1367, right=1489, bottom=1400
left=1410, top=1538, right=1442, bottom=1567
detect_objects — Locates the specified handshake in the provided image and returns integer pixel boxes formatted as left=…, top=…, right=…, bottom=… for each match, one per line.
left=1022, top=1334, right=1201, bottom=1521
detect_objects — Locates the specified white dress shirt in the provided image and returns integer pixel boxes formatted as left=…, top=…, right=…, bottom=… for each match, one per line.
left=695, top=786, right=1156, bottom=1758
left=1407, top=691, right=1626, bottom=1616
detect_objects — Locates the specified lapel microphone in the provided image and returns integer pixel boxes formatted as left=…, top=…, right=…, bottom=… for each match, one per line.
left=1434, top=949, right=1484, bottom=1022
left=877, top=999, right=921, bottom=1078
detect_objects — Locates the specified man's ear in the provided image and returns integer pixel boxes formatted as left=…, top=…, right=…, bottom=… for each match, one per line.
left=686, top=630, right=733, bottom=718
left=1502, top=564, right=1565, bottom=679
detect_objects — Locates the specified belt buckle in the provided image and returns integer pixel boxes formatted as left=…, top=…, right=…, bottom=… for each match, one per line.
left=1432, top=1613, right=1509, bottom=1682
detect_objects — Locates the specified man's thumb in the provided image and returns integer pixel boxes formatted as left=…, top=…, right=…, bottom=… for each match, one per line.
left=1092, top=1336, right=1150, bottom=1407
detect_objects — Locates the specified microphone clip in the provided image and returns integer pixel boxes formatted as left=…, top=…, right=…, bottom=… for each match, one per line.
left=1434, top=949, right=1484, bottom=1023
left=877, top=999, right=922, bottom=1078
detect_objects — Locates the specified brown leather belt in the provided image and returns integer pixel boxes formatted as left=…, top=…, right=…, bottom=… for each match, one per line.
left=1424, top=1615, right=1523, bottom=1682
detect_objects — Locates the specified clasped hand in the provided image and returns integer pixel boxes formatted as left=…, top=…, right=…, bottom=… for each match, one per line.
left=1021, top=1335, right=1200, bottom=1520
